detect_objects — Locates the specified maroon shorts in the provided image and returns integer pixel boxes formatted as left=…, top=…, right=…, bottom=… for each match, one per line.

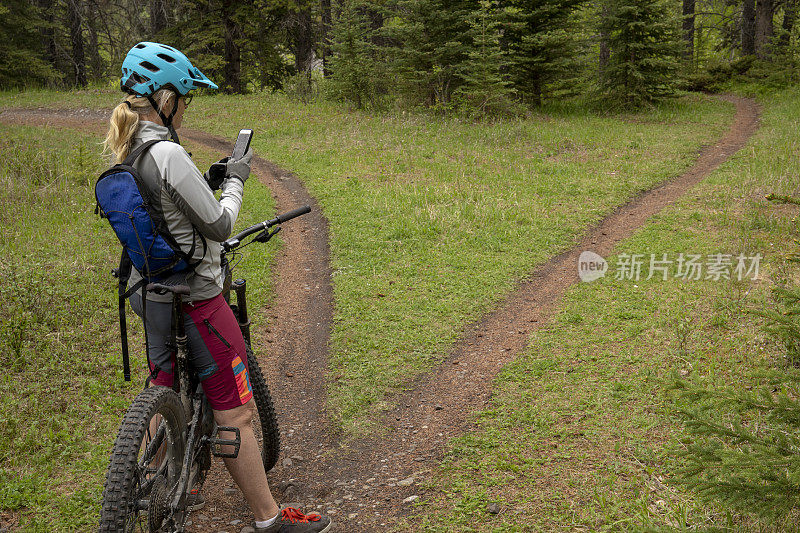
left=133, top=292, right=254, bottom=410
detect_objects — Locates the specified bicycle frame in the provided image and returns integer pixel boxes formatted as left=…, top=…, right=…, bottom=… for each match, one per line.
left=157, top=282, right=245, bottom=532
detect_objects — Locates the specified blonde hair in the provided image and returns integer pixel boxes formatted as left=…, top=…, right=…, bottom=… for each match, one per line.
left=103, top=89, right=177, bottom=163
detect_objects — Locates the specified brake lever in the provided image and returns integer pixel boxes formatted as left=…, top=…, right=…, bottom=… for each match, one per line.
left=254, top=225, right=282, bottom=243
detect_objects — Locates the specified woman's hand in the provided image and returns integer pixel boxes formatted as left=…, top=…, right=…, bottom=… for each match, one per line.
left=225, top=149, right=253, bottom=183
left=205, top=157, right=230, bottom=190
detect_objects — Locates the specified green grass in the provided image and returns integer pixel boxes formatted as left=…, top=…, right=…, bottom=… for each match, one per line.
left=0, top=89, right=736, bottom=435
left=0, top=124, right=277, bottom=531
left=411, top=88, right=800, bottom=532
left=191, top=91, right=735, bottom=434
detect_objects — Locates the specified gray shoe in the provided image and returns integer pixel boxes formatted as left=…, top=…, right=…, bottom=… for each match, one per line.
left=254, top=507, right=332, bottom=533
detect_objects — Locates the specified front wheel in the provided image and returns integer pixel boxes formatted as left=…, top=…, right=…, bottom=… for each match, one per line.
left=247, top=343, right=281, bottom=472
left=99, top=386, right=186, bottom=533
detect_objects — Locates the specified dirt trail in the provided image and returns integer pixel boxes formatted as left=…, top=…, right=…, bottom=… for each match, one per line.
left=215, top=95, right=760, bottom=532
left=0, top=96, right=760, bottom=532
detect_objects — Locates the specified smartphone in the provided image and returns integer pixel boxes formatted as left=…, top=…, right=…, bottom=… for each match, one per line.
left=231, top=129, right=253, bottom=160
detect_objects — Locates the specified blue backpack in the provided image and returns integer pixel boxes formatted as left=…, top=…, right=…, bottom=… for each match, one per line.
left=95, top=139, right=205, bottom=380
left=95, top=139, right=201, bottom=280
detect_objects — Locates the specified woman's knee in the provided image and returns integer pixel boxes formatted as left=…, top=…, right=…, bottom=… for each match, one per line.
left=214, top=399, right=256, bottom=429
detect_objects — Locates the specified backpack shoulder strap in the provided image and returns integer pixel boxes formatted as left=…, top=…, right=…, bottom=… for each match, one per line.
left=122, top=139, right=167, bottom=167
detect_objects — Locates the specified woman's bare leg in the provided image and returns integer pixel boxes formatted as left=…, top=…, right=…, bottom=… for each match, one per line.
left=213, top=400, right=280, bottom=521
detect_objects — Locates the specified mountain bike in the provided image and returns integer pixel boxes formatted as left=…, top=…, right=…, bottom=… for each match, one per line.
left=98, top=205, right=311, bottom=533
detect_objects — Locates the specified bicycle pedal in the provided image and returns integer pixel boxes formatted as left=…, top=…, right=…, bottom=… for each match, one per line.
left=208, top=426, right=241, bottom=458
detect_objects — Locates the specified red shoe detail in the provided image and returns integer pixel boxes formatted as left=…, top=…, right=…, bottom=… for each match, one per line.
left=281, top=508, right=321, bottom=524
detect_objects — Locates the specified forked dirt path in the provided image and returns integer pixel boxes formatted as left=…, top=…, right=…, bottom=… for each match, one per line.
left=244, top=96, right=759, bottom=532
left=0, top=96, right=760, bottom=532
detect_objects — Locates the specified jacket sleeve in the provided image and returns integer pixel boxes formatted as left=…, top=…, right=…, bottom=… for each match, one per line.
left=157, top=144, right=243, bottom=242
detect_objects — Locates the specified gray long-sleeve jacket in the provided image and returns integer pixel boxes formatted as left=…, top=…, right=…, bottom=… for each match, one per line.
left=127, top=121, right=244, bottom=302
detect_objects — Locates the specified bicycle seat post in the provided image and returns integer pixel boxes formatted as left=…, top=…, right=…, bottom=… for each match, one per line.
left=168, top=291, right=192, bottom=420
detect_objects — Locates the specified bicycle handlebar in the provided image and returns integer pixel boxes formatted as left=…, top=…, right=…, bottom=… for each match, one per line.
left=223, top=205, right=311, bottom=251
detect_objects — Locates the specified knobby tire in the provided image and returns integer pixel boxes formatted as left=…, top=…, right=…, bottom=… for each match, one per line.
left=246, top=342, right=280, bottom=472
left=98, top=386, right=186, bottom=533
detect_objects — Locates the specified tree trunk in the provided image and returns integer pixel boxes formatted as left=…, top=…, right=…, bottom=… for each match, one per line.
left=321, top=0, right=331, bottom=76
left=68, top=0, right=87, bottom=87
left=531, top=76, right=542, bottom=107
left=150, top=0, right=167, bottom=36
left=287, top=8, right=315, bottom=73
left=780, top=0, right=795, bottom=48
left=223, top=10, right=242, bottom=93
left=683, top=0, right=695, bottom=62
left=85, top=1, right=104, bottom=80
left=37, top=0, right=57, bottom=73
left=755, top=0, right=774, bottom=56
left=599, top=3, right=610, bottom=76
left=742, top=0, right=757, bottom=55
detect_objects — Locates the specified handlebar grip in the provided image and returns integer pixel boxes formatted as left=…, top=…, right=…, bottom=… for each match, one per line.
left=276, top=205, right=311, bottom=224
left=224, top=205, right=312, bottom=251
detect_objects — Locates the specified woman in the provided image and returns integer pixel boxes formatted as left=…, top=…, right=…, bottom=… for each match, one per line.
left=103, top=42, right=331, bottom=533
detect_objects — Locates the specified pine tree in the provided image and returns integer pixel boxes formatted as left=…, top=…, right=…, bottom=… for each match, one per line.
left=598, top=0, right=681, bottom=109
left=454, top=0, right=516, bottom=116
left=165, top=0, right=289, bottom=93
left=384, top=0, right=473, bottom=108
left=327, top=0, right=383, bottom=107
left=0, top=0, right=59, bottom=88
left=673, top=374, right=800, bottom=519
left=504, top=0, right=585, bottom=106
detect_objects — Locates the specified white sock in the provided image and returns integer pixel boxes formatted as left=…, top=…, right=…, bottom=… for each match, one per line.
left=255, top=512, right=280, bottom=528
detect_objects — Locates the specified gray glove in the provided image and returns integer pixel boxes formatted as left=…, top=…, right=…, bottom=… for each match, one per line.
left=225, top=148, right=253, bottom=183
left=206, top=148, right=253, bottom=189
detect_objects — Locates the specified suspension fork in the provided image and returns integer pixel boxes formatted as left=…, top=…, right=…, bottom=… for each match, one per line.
left=232, top=278, right=251, bottom=344
left=170, top=390, right=204, bottom=532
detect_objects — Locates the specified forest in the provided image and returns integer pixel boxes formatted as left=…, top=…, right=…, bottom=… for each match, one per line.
left=1, top=0, right=798, bottom=112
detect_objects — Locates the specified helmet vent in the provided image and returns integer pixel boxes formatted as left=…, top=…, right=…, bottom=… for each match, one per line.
left=157, top=53, right=176, bottom=63
left=139, top=61, right=160, bottom=72
left=159, top=44, right=177, bottom=52
left=130, top=72, right=150, bottom=84
left=135, top=43, right=146, bottom=49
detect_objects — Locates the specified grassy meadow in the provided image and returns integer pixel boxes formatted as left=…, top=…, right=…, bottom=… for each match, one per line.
left=0, top=86, right=762, bottom=530
left=0, top=89, right=735, bottom=434
left=410, top=88, right=800, bottom=531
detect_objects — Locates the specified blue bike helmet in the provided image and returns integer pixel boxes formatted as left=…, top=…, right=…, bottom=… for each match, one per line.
left=120, top=42, right=218, bottom=143
left=121, top=42, right=217, bottom=96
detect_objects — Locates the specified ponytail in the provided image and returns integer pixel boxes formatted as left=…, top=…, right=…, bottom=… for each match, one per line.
left=103, top=90, right=177, bottom=163
left=104, top=98, right=140, bottom=163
